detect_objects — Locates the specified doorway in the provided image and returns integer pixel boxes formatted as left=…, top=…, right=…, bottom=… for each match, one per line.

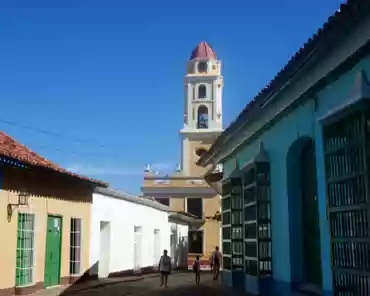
left=300, top=139, right=322, bottom=286
left=134, top=226, right=142, bottom=272
left=170, top=230, right=177, bottom=267
left=44, top=215, right=62, bottom=288
left=286, top=137, right=322, bottom=289
left=154, top=229, right=161, bottom=267
left=99, top=221, right=111, bottom=278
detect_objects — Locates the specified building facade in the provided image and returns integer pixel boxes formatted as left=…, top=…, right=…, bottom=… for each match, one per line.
left=198, top=1, right=370, bottom=295
left=0, top=132, right=107, bottom=296
left=142, top=42, right=223, bottom=268
left=89, top=187, right=197, bottom=279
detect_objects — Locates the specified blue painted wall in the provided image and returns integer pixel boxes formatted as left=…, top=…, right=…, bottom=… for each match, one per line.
left=222, top=54, right=370, bottom=295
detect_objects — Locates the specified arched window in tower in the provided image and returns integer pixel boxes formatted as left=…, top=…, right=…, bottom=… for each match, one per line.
left=197, top=105, right=209, bottom=129
left=198, top=62, right=207, bottom=73
left=198, top=85, right=207, bottom=99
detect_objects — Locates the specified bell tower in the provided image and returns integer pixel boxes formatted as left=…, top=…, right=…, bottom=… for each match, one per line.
left=142, top=41, right=224, bottom=267
left=180, top=42, right=224, bottom=176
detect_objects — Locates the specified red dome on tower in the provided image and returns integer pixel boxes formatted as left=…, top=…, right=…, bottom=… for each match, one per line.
left=190, top=42, right=217, bottom=60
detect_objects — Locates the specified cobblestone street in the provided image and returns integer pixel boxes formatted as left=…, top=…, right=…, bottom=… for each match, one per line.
left=28, top=272, right=246, bottom=296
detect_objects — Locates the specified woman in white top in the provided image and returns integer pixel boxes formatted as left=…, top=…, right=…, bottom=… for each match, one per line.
left=158, top=249, right=172, bottom=288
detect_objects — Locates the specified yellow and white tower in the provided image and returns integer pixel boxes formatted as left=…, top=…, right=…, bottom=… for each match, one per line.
left=142, top=42, right=223, bottom=268
left=181, top=41, right=223, bottom=175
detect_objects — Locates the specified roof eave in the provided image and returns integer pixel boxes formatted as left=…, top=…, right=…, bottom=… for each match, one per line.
left=94, top=187, right=172, bottom=211
left=203, top=55, right=318, bottom=164
left=169, top=211, right=205, bottom=225
left=203, top=0, right=370, bottom=162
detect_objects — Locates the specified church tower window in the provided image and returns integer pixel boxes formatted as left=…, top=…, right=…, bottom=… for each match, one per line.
left=197, top=105, right=209, bottom=129
left=198, top=62, right=207, bottom=73
left=198, top=85, right=207, bottom=99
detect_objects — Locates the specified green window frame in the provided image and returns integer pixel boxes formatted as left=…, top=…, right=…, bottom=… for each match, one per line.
left=222, top=180, right=232, bottom=270
left=323, top=103, right=370, bottom=293
left=16, top=213, right=35, bottom=287
left=69, top=218, right=82, bottom=275
left=243, top=161, right=272, bottom=277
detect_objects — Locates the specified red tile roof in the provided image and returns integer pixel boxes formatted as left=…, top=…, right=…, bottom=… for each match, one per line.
left=190, top=41, right=217, bottom=60
left=0, top=131, right=108, bottom=187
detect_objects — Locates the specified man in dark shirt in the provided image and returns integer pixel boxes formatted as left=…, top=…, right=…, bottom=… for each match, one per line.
left=210, top=246, right=222, bottom=280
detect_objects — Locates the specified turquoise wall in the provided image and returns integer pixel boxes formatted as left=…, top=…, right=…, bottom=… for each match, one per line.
left=223, top=54, right=370, bottom=294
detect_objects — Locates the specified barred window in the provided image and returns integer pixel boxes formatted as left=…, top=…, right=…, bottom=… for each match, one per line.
left=69, top=218, right=82, bottom=275
left=16, top=213, right=35, bottom=287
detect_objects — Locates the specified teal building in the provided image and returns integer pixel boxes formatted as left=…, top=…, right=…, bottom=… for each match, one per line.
left=197, top=1, right=370, bottom=295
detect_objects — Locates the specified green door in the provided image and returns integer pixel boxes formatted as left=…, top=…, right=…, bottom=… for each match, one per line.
left=44, top=215, right=62, bottom=287
left=300, top=140, right=322, bottom=287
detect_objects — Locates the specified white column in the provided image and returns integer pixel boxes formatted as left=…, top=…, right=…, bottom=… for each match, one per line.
left=212, top=81, right=217, bottom=129
left=182, top=137, right=189, bottom=175
left=187, top=83, right=193, bottom=128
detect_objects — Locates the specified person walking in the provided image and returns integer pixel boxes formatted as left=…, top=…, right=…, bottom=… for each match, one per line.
left=210, top=246, right=222, bottom=280
left=158, top=249, right=172, bottom=288
left=192, top=255, right=201, bottom=285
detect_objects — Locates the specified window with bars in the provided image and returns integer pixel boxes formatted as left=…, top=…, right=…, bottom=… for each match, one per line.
left=222, top=180, right=232, bottom=271
left=323, top=104, right=370, bottom=295
left=223, top=176, right=244, bottom=271
left=69, top=218, right=82, bottom=275
left=16, top=213, right=35, bottom=287
left=243, top=161, right=272, bottom=277
left=223, top=226, right=231, bottom=240
left=231, top=178, right=243, bottom=270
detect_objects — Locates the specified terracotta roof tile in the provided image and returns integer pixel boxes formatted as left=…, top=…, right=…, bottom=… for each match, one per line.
left=190, top=41, right=217, bottom=60
left=0, top=131, right=108, bottom=187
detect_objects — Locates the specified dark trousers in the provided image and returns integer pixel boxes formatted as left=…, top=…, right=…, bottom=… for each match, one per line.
left=212, top=264, right=220, bottom=280
left=194, top=270, right=200, bottom=284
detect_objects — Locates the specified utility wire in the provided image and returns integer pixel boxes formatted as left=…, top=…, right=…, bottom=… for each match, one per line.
left=0, top=118, right=110, bottom=149
left=0, top=118, right=168, bottom=172
left=0, top=117, right=132, bottom=160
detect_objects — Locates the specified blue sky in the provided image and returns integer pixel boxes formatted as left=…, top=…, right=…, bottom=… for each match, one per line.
left=0, top=0, right=343, bottom=194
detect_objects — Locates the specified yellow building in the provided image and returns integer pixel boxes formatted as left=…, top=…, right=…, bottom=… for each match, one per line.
left=0, top=132, right=107, bottom=295
left=142, top=42, right=223, bottom=267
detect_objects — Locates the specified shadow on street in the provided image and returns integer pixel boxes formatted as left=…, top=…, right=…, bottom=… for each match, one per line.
left=57, top=273, right=247, bottom=296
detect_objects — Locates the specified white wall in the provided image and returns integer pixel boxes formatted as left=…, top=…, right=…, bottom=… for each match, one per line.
left=90, top=193, right=172, bottom=277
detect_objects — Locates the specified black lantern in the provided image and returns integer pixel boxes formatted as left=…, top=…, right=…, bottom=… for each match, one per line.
left=18, top=191, right=30, bottom=206
left=7, top=191, right=30, bottom=222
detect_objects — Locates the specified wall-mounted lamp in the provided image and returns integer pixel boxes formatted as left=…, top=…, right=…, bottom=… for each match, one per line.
left=7, top=191, right=30, bottom=222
